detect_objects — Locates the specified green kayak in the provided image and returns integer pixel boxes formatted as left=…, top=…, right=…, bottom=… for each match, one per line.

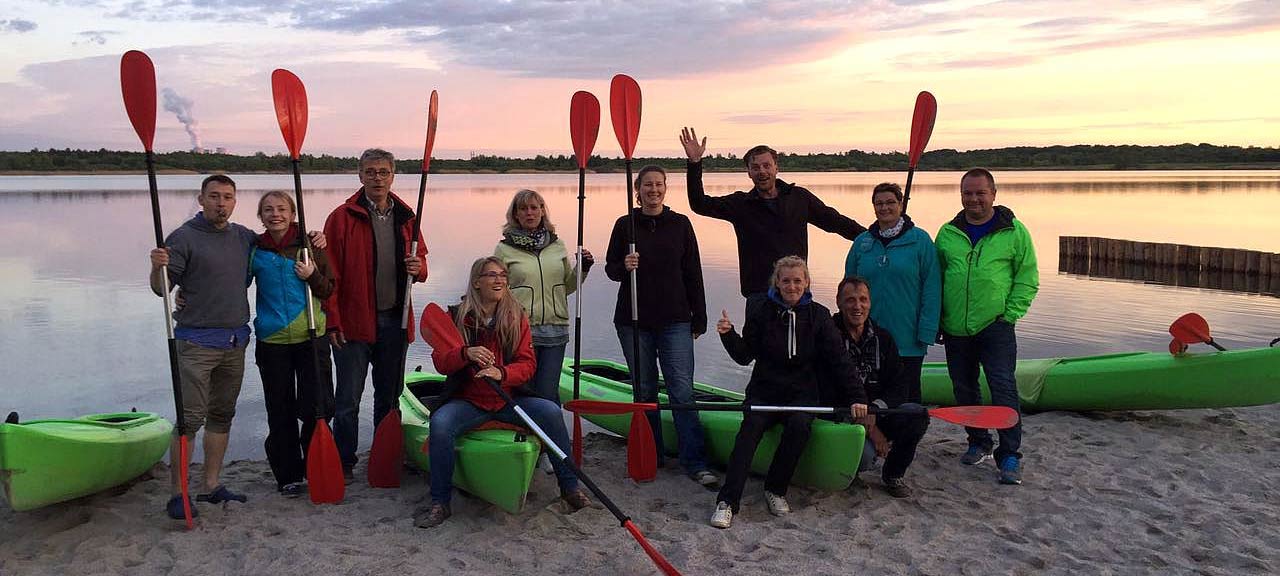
left=921, top=346, right=1280, bottom=411
left=401, top=371, right=541, bottom=513
left=0, top=410, right=172, bottom=512
left=559, top=359, right=865, bottom=491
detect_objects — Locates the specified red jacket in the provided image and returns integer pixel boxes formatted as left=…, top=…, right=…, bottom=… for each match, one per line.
left=322, top=189, right=429, bottom=343
left=432, top=313, right=537, bottom=412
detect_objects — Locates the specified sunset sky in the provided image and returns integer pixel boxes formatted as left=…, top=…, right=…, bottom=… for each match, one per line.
left=2, top=0, right=1277, bottom=159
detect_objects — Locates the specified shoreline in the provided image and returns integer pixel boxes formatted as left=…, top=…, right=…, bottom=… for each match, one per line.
left=3, top=406, right=1277, bottom=574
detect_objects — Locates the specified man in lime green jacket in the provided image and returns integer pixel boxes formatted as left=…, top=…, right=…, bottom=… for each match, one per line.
left=936, top=168, right=1038, bottom=486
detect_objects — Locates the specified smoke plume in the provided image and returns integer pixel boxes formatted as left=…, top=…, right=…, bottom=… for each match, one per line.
left=161, top=88, right=202, bottom=151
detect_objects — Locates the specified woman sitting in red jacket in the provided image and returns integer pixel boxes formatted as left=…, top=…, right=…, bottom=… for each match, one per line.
left=415, top=256, right=591, bottom=528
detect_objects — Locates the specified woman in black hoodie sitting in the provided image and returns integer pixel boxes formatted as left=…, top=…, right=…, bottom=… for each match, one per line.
left=709, top=256, right=867, bottom=529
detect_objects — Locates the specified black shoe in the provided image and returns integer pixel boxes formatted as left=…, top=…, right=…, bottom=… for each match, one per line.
left=414, top=503, right=451, bottom=528
left=342, top=465, right=355, bottom=485
left=279, top=482, right=308, bottom=498
left=883, top=476, right=913, bottom=499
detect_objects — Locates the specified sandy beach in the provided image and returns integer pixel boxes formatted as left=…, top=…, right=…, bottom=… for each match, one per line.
left=2, top=405, right=1277, bottom=576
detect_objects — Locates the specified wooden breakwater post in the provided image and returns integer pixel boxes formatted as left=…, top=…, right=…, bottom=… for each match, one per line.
left=1058, top=236, right=1280, bottom=297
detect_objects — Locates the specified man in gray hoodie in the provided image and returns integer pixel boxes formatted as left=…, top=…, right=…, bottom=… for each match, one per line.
left=150, top=174, right=256, bottom=518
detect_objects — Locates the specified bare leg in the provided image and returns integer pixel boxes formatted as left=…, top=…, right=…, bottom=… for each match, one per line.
left=169, top=435, right=193, bottom=495
left=202, top=431, right=230, bottom=491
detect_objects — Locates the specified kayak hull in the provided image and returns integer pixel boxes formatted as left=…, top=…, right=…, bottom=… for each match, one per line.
left=0, top=411, right=172, bottom=512
left=560, top=359, right=865, bottom=491
left=401, top=372, right=541, bottom=514
left=921, top=347, right=1280, bottom=411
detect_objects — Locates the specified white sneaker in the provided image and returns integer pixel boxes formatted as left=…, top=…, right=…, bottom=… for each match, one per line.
left=709, top=501, right=733, bottom=529
left=764, top=491, right=791, bottom=516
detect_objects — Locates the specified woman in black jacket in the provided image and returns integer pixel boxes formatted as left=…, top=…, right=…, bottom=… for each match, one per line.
left=709, top=256, right=867, bottom=529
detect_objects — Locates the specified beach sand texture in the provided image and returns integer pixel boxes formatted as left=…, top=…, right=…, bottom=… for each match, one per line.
left=2, top=406, right=1277, bottom=575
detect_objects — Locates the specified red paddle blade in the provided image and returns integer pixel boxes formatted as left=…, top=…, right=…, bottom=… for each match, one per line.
left=367, top=410, right=403, bottom=487
left=627, top=412, right=657, bottom=482
left=306, top=420, right=345, bottom=504
left=120, top=50, right=157, bottom=152
left=178, top=436, right=193, bottom=529
left=1169, top=312, right=1212, bottom=344
left=564, top=399, right=657, bottom=415
left=570, top=91, right=601, bottom=170
left=1169, top=339, right=1189, bottom=356
left=930, top=406, right=1018, bottom=429
left=422, top=90, right=439, bottom=173
left=623, top=520, right=684, bottom=576
left=609, top=74, right=641, bottom=159
left=421, top=303, right=464, bottom=350
left=908, top=90, right=937, bottom=168
left=271, top=69, right=308, bottom=160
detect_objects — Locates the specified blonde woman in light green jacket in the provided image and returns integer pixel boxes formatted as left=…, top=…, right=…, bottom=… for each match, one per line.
left=494, top=189, right=593, bottom=404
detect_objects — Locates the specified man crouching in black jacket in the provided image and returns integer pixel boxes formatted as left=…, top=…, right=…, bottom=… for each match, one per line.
left=832, top=276, right=929, bottom=498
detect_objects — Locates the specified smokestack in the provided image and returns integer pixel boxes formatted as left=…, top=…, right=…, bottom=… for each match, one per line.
left=161, top=87, right=203, bottom=152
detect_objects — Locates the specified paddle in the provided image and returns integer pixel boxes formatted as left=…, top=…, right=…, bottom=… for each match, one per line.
left=1169, top=339, right=1189, bottom=356
left=121, top=50, right=194, bottom=530
left=609, top=74, right=659, bottom=480
left=366, top=91, right=440, bottom=488
left=419, top=303, right=681, bottom=576
left=901, top=90, right=937, bottom=215
left=564, top=400, right=1020, bottom=429
left=1169, top=312, right=1226, bottom=351
left=568, top=90, right=601, bottom=467
left=270, top=69, right=345, bottom=504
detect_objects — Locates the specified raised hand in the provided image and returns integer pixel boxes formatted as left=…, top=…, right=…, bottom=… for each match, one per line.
left=716, top=309, right=734, bottom=335
left=679, top=126, right=707, bottom=163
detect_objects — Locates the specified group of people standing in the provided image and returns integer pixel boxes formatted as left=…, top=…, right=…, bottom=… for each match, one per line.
left=148, top=128, right=1038, bottom=531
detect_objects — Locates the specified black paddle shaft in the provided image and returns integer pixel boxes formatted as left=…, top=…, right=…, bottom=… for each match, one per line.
left=902, top=168, right=916, bottom=215
left=397, top=169, right=431, bottom=403
left=145, top=151, right=186, bottom=433
left=624, top=159, right=641, bottom=403
left=573, top=167, right=586, bottom=401
left=483, top=378, right=632, bottom=527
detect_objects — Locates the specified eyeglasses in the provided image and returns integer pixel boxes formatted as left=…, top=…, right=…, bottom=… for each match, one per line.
left=873, top=200, right=900, bottom=208
left=478, top=271, right=508, bottom=279
left=362, top=169, right=393, bottom=178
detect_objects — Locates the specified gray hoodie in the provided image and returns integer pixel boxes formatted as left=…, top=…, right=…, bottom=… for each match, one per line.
left=163, top=213, right=256, bottom=329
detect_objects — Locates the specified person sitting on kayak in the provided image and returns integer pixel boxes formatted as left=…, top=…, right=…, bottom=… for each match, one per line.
left=416, top=256, right=592, bottom=528
left=830, top=276, right=929, bottom=499
left=710, top=256, right=867, bottom=529
left=605, top=164, right=718, bottom=487
left=249, top=191, right=336, bottom=498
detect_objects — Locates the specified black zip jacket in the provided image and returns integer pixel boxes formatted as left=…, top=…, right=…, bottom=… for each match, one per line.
left=686, top=161, right=865, bottom=296
left=604, top=207, right=708, bottom=334
left=831, top=313, right=906, bottom=407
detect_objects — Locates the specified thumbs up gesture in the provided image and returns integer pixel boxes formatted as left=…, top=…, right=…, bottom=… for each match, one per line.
left=716, top=309, right=734, bottom=335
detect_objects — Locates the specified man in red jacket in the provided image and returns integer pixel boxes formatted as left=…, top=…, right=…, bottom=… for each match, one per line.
left=323, top=148, right=428, bottom=481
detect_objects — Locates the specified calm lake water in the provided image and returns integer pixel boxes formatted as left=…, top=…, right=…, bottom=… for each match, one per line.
left=2, top=170, right=1278, bottom=460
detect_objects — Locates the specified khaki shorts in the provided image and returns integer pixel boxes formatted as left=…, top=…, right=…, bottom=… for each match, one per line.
left=176, top=341, right=246, bottom=436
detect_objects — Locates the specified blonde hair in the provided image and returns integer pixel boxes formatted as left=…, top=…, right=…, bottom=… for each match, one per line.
left=503, top=189, right=556, bottom=234
left=256, top=190, right=296, bottom=218
left=769, top=255, right=810, bottom=289
left=456, top=256, right=526, bottom=359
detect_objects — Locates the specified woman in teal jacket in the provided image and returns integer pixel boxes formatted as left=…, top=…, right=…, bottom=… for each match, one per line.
left=843, top=182, right=941, bottom=402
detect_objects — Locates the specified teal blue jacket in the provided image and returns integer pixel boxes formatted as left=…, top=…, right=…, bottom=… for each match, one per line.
left=251, top=227, right=333, bottom=345
left=843, top=220, right=941, bottom=357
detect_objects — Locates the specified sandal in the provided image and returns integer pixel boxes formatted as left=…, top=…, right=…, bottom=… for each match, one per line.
left=196, top=485, right=248, bottom=504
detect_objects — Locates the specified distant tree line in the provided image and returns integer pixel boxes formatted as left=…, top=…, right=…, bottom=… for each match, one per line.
left=2, top=143, right=1277, bottom=174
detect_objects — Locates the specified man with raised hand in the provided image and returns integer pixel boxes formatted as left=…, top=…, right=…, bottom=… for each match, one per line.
left=323, top=148, right=428, bottom=483
left=150, top=174, right=255, bottom=517
left=681, top=127, right=865, bottom=297
left=936, top=168, right=1038, bottom=485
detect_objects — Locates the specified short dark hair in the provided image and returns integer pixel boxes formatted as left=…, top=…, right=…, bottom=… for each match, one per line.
left=837, top=275, right=871, bottom=297
left=961, top=168, right=996, bottom=191
left=633, top=164, right=666, bottom=194
left=743, top=145, right=778, bottom=166
left=200, top=174, right=236, bottom=194
left=872, top=182, right=902, bottom=202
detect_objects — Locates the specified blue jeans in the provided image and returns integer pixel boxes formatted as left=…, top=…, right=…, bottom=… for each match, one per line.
left=528, top=344, right=567, bottom=404
left=944, top=319, right=1022, bottom=460
left=616, top=322, right=709, bottom=474
left=333, top=310, right=405, bottom=467
left=427, top=396, right=579, bottom=505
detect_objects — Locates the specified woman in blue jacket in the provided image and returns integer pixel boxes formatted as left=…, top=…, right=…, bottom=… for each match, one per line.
left=843, top=182, right=941, bottom=402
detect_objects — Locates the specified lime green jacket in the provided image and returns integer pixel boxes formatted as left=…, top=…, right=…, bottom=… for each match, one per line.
left=935, top=206, right=1039, bottom=336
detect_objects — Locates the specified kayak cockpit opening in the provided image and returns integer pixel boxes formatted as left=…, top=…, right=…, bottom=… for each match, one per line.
left=4, top=411, right=17, bottom=424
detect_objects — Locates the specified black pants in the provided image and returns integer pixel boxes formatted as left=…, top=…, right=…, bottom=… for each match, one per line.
left=255, top=337, right=335, bottom=489
left=716, top=411, right=813, bottom=512
left=900, top=356, right=924, bottom=404
left=875, top=406, right=929, bottom=480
